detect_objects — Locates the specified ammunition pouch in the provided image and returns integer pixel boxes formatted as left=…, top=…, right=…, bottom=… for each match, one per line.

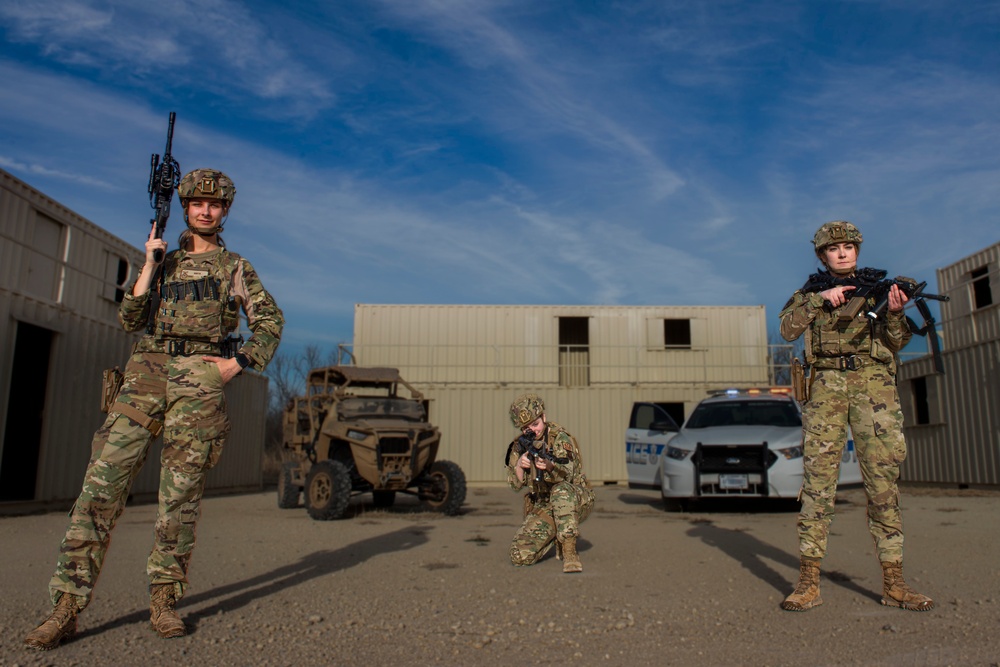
left=100, top=366, right=125, bottom=413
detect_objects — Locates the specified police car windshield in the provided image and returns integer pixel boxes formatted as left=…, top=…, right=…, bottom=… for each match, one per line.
left=686, top=400, right=801, bottom=429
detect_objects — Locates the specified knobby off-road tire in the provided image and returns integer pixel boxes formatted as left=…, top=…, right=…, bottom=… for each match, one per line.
left=305, top=460, right=351, bottom=520
left=277, top=461, right=301, bottom=509
left=420, top=460, right=466, bottom=515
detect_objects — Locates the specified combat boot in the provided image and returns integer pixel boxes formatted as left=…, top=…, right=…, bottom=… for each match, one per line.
left=560, top=536, right=583, bottom=573
left=149, top=584, right=186, bottom=638
left=24, top=593, right=80, bottom=650
left=781, top=557, right=823, bottom=611
left=880, top=561, right=934, bottom=611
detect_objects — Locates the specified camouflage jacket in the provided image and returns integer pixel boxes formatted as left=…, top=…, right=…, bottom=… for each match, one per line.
left=505, top=421, right=590, bottom=494
left=779, top=277, right=911, bottom=371
left=119, top=248, right=284, bottom=371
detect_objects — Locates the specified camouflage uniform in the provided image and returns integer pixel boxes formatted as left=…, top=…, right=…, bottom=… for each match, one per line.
left=504, top=422, right=595, bottom=566
left=780, top=286, right=910, bottom=562
left=48, top=246, right=283, bottom=609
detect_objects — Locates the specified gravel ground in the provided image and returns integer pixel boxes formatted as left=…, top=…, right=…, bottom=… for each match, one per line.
left=1, top=484, right=998, bottom=667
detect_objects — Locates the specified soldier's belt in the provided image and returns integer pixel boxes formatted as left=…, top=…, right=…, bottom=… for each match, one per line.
left=811, top=354, right=882, bottom=371
left=136, top=337, right=223, bottom=357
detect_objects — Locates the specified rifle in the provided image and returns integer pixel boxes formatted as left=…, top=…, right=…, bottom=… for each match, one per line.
left=513, top=432, right=568, bottom=488
left=147, top=112, right=180, bottom=263
left=801, top=268, right=950, bottom=373
left=145, top=113, right=180, bottom=335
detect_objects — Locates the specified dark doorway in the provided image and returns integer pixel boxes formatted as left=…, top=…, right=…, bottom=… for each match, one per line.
left=1, top=322, right=54, bottom=500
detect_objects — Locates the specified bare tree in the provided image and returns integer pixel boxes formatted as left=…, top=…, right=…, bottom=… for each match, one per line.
left=263, top=344, right=347, bottom=456
left=768, top=331, right=804, bottom=386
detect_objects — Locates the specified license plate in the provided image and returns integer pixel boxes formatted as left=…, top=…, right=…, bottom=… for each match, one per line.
left=719, top=474, right=748, bottom=490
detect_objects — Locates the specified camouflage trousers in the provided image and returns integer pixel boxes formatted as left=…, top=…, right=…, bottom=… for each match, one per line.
left=798, top=364, right=907, bottom=562
left=49, top=351, right=230, bottom=609
left=510, top=482, right=595, bottom=566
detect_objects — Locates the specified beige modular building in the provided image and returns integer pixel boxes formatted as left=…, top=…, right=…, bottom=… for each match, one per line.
left=899, top=242, right=1000, bottom=486
left=352, top=303, right=772, bottom=484
left=0, top=167, right=268, bottom=510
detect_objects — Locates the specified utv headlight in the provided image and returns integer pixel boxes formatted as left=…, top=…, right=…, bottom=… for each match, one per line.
left=346, top=429, right=369, bottom=441
left=778, top=445, right=804, bottom=460
left=666, top=445, right=692, bottom=460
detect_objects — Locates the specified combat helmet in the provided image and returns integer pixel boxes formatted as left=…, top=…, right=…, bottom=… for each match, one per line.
left=509, top=393, right=545, bottom=429
left=812, top=220, right=862, bottom=253
left=178, top=169, right=236, bottom=207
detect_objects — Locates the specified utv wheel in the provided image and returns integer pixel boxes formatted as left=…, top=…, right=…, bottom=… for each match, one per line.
left=305, top=460, right=351, bottom=520
left=277, top=461, right=301, bottom=509
left=372, top=490, right=396, bottom=508
left=420, top=460, right=466, bottom=515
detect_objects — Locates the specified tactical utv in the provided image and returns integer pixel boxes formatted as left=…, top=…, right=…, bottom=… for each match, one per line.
left=279, top=366, right=466, bottom=519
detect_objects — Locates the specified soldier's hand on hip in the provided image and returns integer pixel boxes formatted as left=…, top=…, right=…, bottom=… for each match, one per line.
left=202, top=356, right=241, bottom=384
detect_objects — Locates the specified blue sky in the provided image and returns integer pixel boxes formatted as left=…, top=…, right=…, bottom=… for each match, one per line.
left=1, top=1, right=998, bottom=358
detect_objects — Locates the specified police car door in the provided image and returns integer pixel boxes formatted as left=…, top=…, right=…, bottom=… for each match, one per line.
left=626, top=402, right=680, bottom=489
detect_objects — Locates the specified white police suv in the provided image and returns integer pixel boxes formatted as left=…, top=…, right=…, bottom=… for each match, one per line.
left=628, top=389, right=861, bottom=508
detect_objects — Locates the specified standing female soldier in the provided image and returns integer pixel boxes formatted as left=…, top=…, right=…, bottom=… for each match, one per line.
left=778, top=221, right=932, bottom=612
left=26, top=169, right=284, bottom=649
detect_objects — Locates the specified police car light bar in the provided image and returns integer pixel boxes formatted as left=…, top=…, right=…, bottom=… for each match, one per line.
left=707, top=387, right=793, bottom=397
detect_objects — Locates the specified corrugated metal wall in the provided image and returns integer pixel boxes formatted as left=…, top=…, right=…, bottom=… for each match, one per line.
left=0, top=168, right=268, bottom=508
left=415, top=385, right=710, bottom=485
left=899, top=342, right=1000, bottom=485
left=898, top=241, right=1000, bottom=486
left=937, top=242, right=1000, bottom=348
left=353, top=304, right=772, bottom=484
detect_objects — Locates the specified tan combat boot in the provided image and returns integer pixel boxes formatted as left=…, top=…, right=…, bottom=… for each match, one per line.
left=24, top=593, right=80, bottom=650
left=560, top=536, right=583, bottom=573
left=150, top=584, right=186, bottom=638
left=781, top=557, right=823, bottom=611
left=880, top=561, right=934, bottom=611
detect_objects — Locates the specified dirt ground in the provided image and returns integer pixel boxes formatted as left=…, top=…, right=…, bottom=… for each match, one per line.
left=1, top=484, right=998, bottom=667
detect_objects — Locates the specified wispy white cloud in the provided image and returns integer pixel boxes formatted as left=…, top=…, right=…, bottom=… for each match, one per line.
left=0, top=155, right=116, bottom=189
left=0, top=0, right=333, bottom=117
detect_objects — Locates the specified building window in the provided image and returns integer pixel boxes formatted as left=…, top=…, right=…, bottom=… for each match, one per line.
left=912, top=376, right=930, bottom=425
left=104, top=252, right=130, bottom=303
left=664, top=319, right=691, bottom=349
left=22, top=212, right=65, bottom=302
left=971, top=266, right=993, bottom=309
left=558, top=317, right=589, bottom=387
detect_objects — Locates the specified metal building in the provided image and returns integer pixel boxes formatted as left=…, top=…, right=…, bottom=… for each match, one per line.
left=0, top=167, right=268, bottom=511
left=352, top=303, right=771, bottom=484
left=898, top=242, right=1000, bottom=486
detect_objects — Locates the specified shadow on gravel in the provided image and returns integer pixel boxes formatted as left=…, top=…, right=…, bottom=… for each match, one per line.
left=79, top=526, right=432, bottom=638
left=686, top=522, right=880, bottom=604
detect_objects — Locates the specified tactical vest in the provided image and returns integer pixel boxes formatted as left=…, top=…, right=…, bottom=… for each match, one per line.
left=808, top=293, right=897, bottom=368
left=151, top=249, right=242, bottom=343
left=545, top=422, right=591, bottom=489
